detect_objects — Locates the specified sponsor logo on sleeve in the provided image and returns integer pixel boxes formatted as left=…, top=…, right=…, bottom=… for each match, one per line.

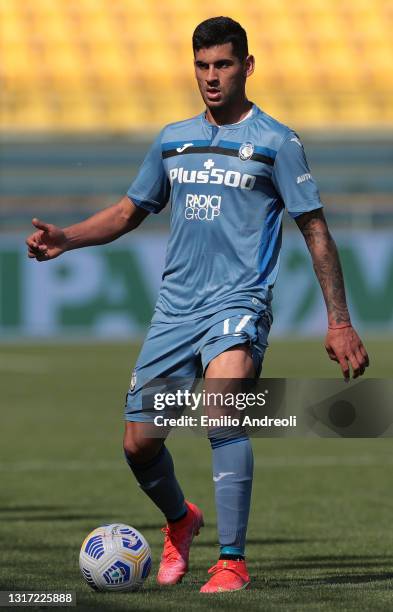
left=296, top=173, right=312, bottom=184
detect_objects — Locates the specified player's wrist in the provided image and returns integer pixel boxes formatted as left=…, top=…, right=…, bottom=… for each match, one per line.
left=328, top=322, right=352, bottom=330
left=62, top=227, right=80, bottom=251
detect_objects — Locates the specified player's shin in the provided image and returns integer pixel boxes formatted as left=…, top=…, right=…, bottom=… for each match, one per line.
left=124, top=444, right=187, bottom=521
left=208, top=429, right=254, bottom=558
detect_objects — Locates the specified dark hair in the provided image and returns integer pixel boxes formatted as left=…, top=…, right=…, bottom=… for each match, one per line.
left=192, top=16, right=248, bottom=61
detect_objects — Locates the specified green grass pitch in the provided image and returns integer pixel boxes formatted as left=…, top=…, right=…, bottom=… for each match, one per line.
left=1, top=338, right=392, bottom=611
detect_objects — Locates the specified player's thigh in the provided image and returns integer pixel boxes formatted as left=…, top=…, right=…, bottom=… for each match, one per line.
left=205, top=344, right=255, bottom=378
left=200, top=311, right=270, bottom=429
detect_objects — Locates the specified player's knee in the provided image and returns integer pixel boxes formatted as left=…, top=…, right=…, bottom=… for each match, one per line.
left=123, top=438, right=147, bottom=463
left=123, top=429, right=161, bottom=464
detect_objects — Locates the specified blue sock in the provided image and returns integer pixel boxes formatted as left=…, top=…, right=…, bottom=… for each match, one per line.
left=125, top=445, right=187, bottom=522
left=209, top=433, right=253, bottom=557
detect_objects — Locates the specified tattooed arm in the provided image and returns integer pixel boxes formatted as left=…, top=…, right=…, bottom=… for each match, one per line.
left=295, top=209, right=369, bottom=379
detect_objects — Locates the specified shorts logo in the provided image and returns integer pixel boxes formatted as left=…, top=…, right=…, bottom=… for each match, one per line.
left=185, top=193, right=221, bottom=221
left=238, top=142, right=254, bottom=161
left=130, top=370, right=137, bottom=392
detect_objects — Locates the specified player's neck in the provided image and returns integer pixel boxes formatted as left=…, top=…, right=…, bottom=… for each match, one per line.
left=205, top=99, right=253, bottom=127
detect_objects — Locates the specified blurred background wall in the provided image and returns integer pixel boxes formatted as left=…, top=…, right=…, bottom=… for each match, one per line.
left=1, top=0, right=392, bottom=340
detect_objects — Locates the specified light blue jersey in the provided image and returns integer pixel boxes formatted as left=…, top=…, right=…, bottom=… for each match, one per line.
left=127, top=104, right=322, bottom=321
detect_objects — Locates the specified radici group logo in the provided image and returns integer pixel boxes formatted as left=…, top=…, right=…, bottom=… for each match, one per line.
left=184, top=193, right=221, bottom=221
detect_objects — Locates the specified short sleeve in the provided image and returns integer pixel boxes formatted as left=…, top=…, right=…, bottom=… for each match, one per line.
left=271, top=132, right=323, bottom=218
left=127, top=131, right=170, bottom=214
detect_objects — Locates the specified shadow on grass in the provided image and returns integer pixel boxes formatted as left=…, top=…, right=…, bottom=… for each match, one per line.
left=257, top=571, right=393, bottom=589
left=248, top=553, right=393, bottom=590
left=196, top=537, right=321, bottom=547
left=313, top=572, right=393, bottom=585
left=0, top=543, right=76, bottom=554
left=1, top=514, right=122, bottom=522
left=0, top=505, right=70, bottom=512
left=0, top=507, right=164, bottom=531
left=292, top=554, right=393, bottom=562
left=259, top=553, right=393, bottom=572
left=272, top=560, right=393, bottom=571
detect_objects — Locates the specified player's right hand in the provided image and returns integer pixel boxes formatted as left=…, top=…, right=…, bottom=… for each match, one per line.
left=325, top=325, right=369, bottom=380
left=26, top=218, right=68, bottom=261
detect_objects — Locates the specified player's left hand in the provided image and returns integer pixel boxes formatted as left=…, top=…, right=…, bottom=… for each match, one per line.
left=325, top=325, right=369, bottom=381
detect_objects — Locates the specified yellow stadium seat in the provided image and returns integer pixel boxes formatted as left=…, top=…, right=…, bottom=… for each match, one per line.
left=1, top=0, right=392, bottom=131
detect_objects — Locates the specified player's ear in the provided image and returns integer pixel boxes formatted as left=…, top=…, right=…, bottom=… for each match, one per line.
left=245, top=55, right=255, bottom=78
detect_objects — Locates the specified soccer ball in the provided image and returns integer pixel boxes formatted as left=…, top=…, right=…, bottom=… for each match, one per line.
left=79, top=523, right=151, bottom=592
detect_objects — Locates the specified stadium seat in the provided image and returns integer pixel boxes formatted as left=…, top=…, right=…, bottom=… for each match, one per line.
left=1, top=0, right=392, bottom=131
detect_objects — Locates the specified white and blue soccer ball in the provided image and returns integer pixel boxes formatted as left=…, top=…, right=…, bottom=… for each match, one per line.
left=79, top=524, right=151, bottom=592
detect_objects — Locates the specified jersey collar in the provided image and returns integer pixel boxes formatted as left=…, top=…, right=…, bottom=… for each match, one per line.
left=201, top=104, right=258, bottom=130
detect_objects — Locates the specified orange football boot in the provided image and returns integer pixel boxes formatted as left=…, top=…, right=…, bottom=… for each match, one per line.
left=200, top=559, right=250, bottom=593
left=157, top=501, right=204, bottom=585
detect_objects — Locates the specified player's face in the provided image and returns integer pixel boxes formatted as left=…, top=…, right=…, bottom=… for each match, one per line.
left=194, top=43, right=254, bottom=109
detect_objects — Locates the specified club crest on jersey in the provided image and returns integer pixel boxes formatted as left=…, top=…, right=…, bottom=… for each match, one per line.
left=238, top=142, right=254, bottom=161
left=130, top=370, right=137, bottom=392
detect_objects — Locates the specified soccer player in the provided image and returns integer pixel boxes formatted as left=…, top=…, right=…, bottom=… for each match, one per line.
left=26, top=17, right=369, bottom=593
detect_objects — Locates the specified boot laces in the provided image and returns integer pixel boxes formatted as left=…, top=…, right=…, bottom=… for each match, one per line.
left=208, top=561, right=244, bottom=578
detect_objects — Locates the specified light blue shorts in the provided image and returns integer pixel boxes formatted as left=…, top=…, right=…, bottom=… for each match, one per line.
left=124, top=306, right=272, bottom=422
